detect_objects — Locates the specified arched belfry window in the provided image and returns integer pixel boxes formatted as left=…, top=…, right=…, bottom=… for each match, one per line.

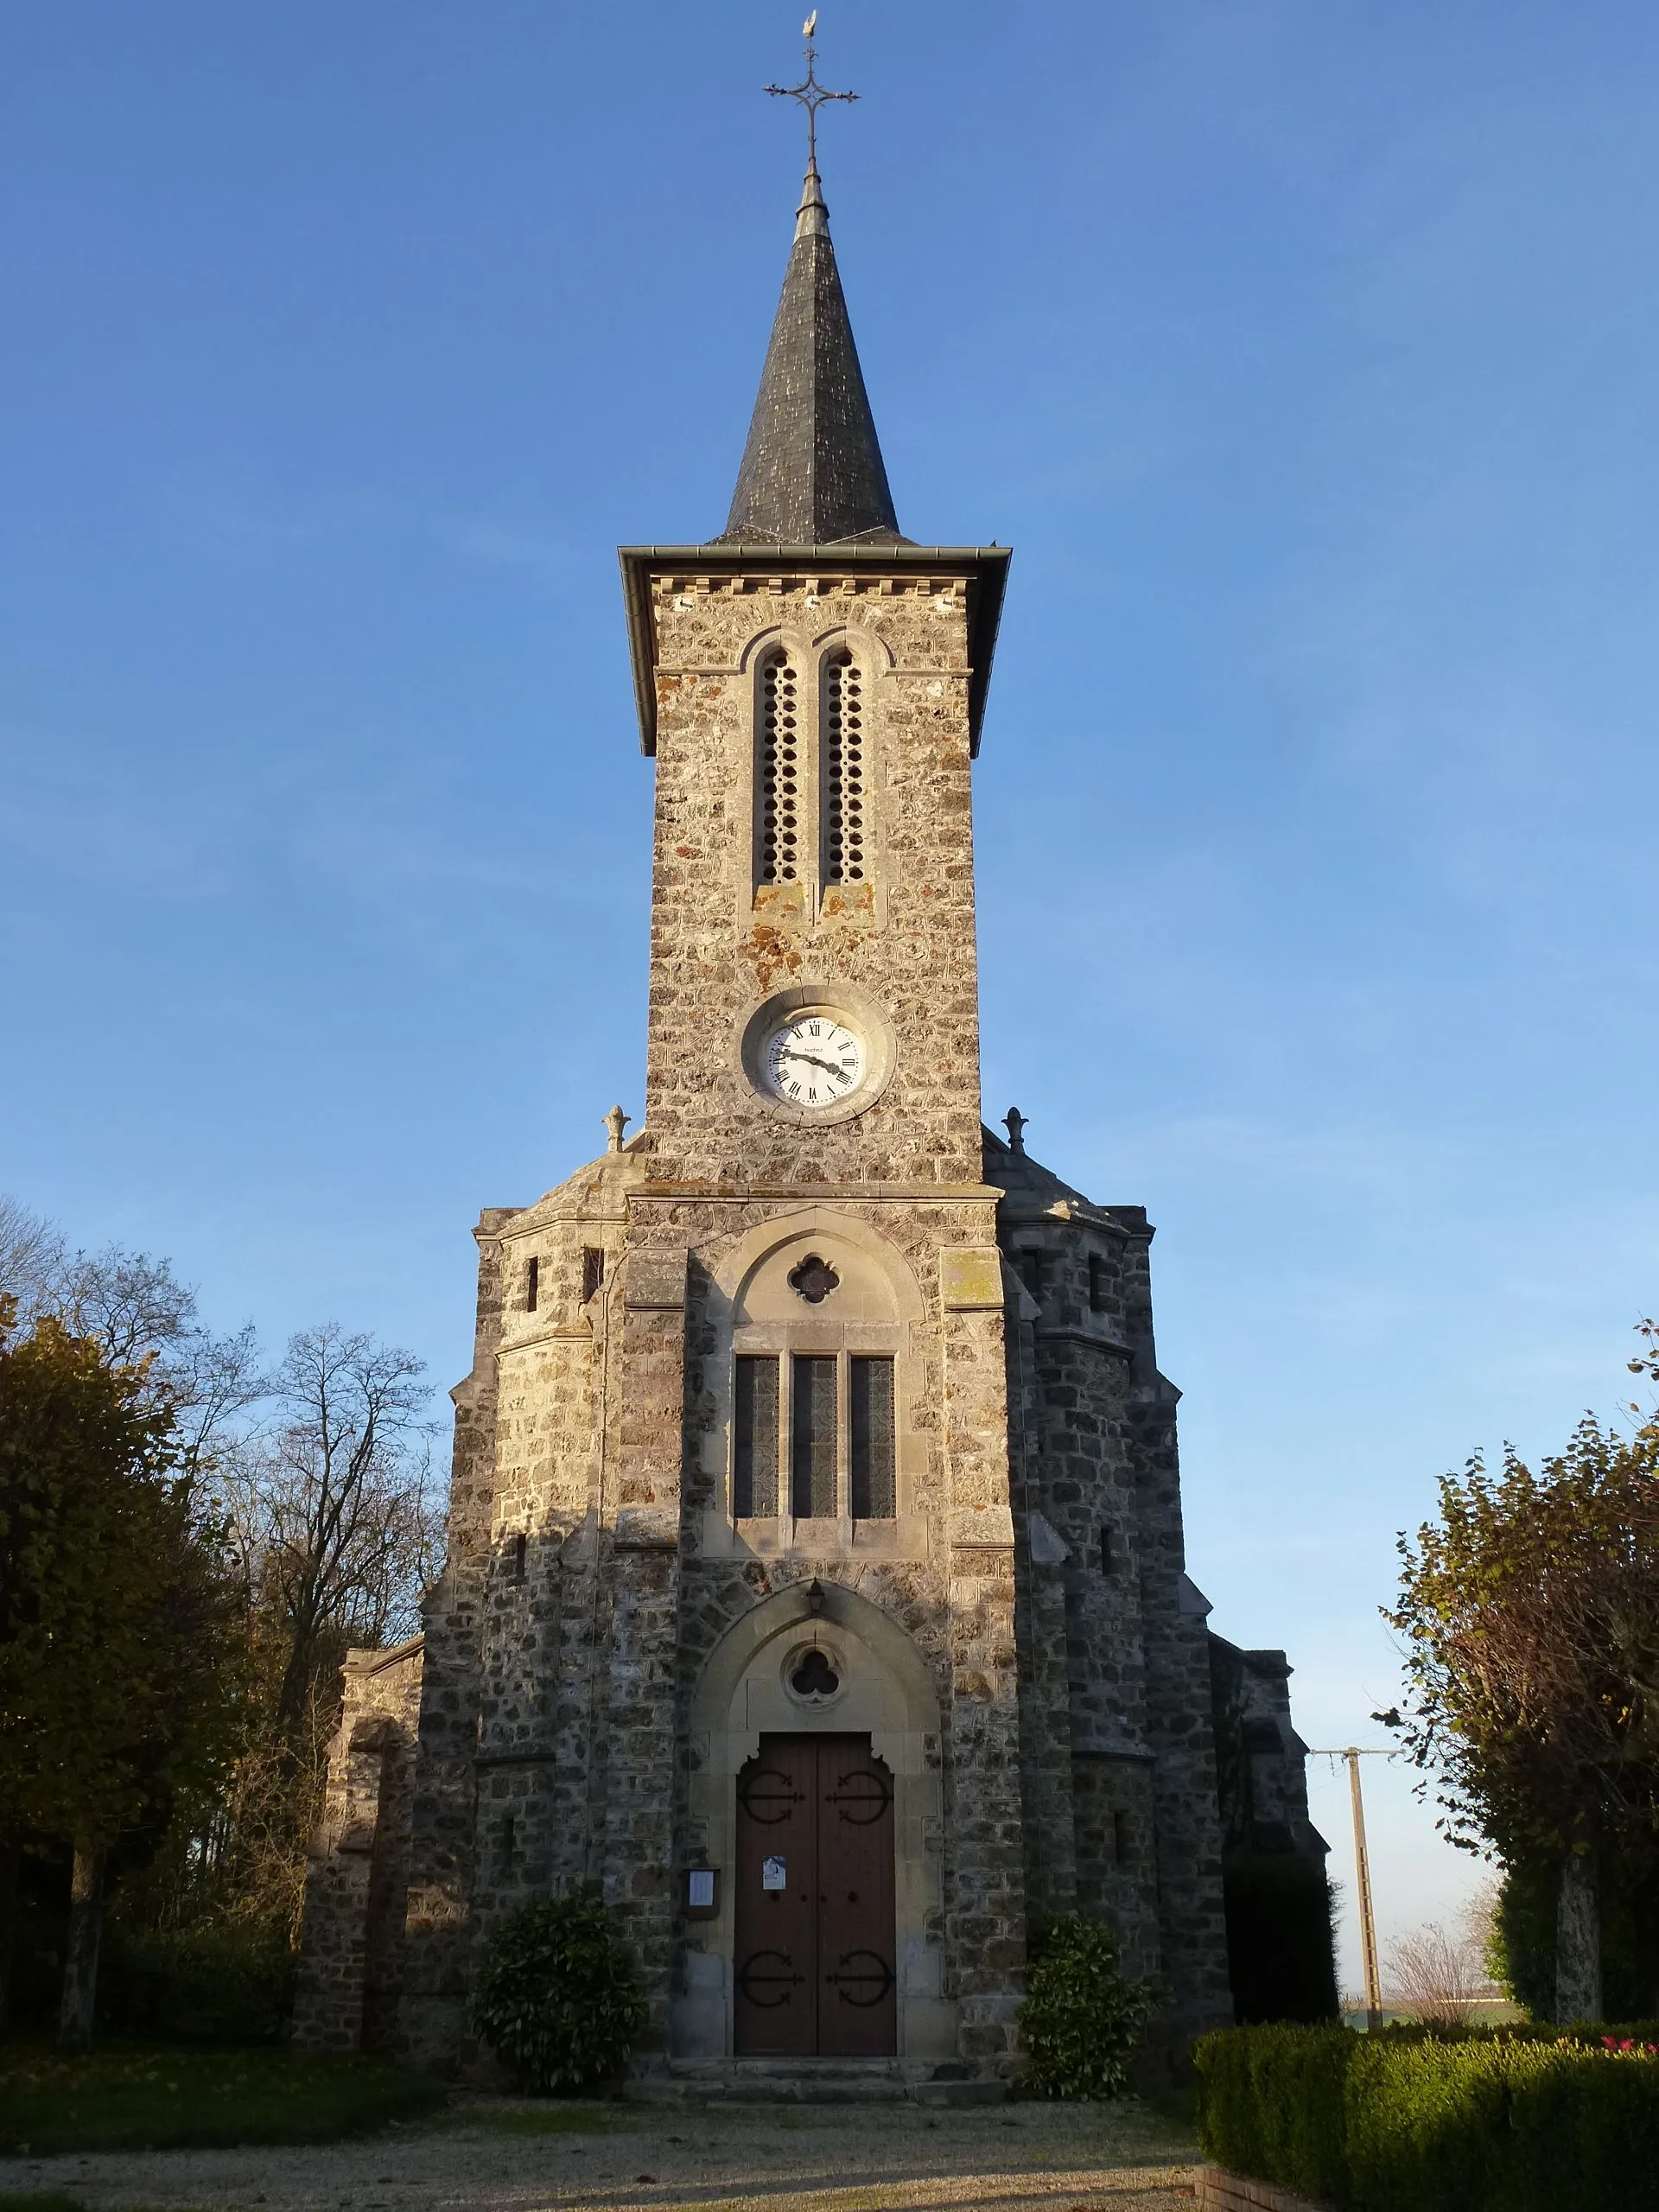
left=756, top=648, right=801, bottom=885
left=821, top=650, right=866, bottom=884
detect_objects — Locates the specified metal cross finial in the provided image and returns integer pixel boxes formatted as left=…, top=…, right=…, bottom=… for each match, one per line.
left=766, top=12, right=858, bottom=171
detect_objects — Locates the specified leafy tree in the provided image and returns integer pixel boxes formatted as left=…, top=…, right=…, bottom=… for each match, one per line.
left=1385, top=1393, right=1659, bottom=2021
left=0, top=1301, right=248, bottom=2046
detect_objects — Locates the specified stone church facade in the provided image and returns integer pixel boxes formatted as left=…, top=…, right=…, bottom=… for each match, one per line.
left=295, top=152, right=1323, bottom=2088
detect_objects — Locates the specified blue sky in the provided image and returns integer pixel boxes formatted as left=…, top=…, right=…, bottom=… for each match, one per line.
left=5, top=0, right=1658, bottom=1987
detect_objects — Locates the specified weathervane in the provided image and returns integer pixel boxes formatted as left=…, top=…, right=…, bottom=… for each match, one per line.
left=766, top=11, right=858, bottom=170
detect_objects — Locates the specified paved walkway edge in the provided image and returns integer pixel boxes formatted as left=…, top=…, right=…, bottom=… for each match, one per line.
left=1197, top=2165, right=1336, bottom=2212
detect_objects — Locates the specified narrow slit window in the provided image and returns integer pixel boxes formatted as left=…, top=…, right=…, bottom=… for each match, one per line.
left=756, top=651, right=801, bottom=885
left=582, top=1246, right=605, bottom=1303
left=1113, top=1811, right=1130, bottom=1865
left=500, top=1814, right=518, bottom=1870
left=850, top=1357, right=895, bottom=1520
left=1088, top=1253, right=1108, bottom=1312
left=1099, top=1523, right=1115, bottom=1575
left=791, top=1354, right=838, bottom=1519
left=511, top=1532, right=527, bottom=1582
left=822, top=651, right=866, bottom=884
left=733, top=1356, right=779, bottom=1518
left=525, top=1255, right=539, bottom=1313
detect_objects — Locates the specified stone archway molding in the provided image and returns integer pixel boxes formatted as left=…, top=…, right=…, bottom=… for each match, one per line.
left=712, top=1204, right=927, bottom=1323
left=676, top=1575, right=955, bottom=2067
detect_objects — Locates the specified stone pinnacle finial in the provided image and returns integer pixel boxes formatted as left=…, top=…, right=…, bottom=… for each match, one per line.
left=794, top=158, right=829, bottom=241
left=605, top=1104, right=632, bottom=1154
left=1003, top=1108, right=1027, bottom=1156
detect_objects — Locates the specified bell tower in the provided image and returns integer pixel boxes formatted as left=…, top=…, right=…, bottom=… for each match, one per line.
left=620, top=159, right=1009, bottom=1192
left=295, top=29, right=1251, bottom=2087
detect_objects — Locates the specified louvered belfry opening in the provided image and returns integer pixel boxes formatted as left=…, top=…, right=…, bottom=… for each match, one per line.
left=757, top=650, right=801, bottom=885
left=822, top=650, right=866, bottom=884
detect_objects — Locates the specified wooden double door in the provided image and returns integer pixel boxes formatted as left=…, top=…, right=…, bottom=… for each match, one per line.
left=733, top=1732, right=897, bottom=2056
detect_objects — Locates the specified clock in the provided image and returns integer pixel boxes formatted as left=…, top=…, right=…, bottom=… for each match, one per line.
left=739, top=986, right=894, bottom=1123
left=762, top=1013, right=866, bottom=1109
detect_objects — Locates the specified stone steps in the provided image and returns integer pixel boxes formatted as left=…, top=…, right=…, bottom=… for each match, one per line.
left=628, top=2057, right=1006, bottom=2107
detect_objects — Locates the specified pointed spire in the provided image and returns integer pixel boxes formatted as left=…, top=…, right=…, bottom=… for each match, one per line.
left=715, top=162, right=905, bottom=548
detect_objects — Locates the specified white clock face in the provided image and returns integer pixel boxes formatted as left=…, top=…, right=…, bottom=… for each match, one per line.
left=763, top=1014, right=866, bottom=1109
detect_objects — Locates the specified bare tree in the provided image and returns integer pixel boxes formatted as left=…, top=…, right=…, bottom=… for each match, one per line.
left=1385, top=1884, right=1504, bottom=2025
left=0, top=1196, right=66, bottom=1324
left=1385, top=1921, right=1482, bottom=2026
left=232, top=1324, right=440, bottom=1726
left=0, top=1211, right=266, bottom=1481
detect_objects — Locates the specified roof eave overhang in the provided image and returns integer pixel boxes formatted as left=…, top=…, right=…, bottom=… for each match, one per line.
left=619, top=542, right=1012, bottom=759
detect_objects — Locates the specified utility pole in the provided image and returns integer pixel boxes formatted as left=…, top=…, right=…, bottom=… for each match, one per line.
left=1311, top=1746, right=1395, bottom=2031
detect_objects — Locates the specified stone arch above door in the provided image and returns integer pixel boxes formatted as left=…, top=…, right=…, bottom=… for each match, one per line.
left=674, top=1578, right=955, bottom=2065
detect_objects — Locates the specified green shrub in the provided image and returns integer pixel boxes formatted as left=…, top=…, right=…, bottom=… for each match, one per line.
left=1194, top=2023, right=1659, bottom=2212
left=1016, top=1913, right=1159, bottom=2099
left=1222, top=1851, right=1340, bottom=2024
left=98, top=1919, right=294, bottom=2042
left=467, top=1890, right=646, bottom=2094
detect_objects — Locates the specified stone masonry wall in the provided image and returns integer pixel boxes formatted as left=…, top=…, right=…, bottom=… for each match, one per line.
left=990, top=1122, right=1231, bottom=2043
left=291, top=1637, right=425, bottom=2053
left=640, top=565, right=988, bottom=1190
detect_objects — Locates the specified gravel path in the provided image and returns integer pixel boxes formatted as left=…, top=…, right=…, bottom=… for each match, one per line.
left=0, top=2094, right=1199, bottom=2211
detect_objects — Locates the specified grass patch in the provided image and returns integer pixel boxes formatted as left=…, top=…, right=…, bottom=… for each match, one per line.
left=459, top=2100, right=620, bottom=2136
left=0, top=2039, right=443, bottom=2155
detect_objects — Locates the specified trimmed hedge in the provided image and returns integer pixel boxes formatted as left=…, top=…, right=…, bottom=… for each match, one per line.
left=1194, top=2023, right=1659, bottom=2212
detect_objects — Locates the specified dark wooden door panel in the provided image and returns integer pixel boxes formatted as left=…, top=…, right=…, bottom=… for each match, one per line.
left=733, top=1732, right=896, bottom=2058
left=817, top=1740, right=898, bottom=2056
left=733, top=1738, right=817, bottom=2053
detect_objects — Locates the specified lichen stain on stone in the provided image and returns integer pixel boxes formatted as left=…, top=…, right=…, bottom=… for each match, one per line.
left=820, top=882, right=875, bottom=921
left=743, top=924, right=804, bottom=995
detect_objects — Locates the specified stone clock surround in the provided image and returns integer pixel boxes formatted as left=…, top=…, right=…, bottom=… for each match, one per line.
left=738, top=982, right=898, bottom=1128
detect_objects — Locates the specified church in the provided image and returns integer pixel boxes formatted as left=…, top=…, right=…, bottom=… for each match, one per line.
left=294, top=89, right=1325, bottom=2089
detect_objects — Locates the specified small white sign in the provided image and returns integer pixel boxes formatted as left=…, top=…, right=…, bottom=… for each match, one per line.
left=687, top=1869, right=715, bottom=1909
left=762, top=1855, right=787, bottom=1891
